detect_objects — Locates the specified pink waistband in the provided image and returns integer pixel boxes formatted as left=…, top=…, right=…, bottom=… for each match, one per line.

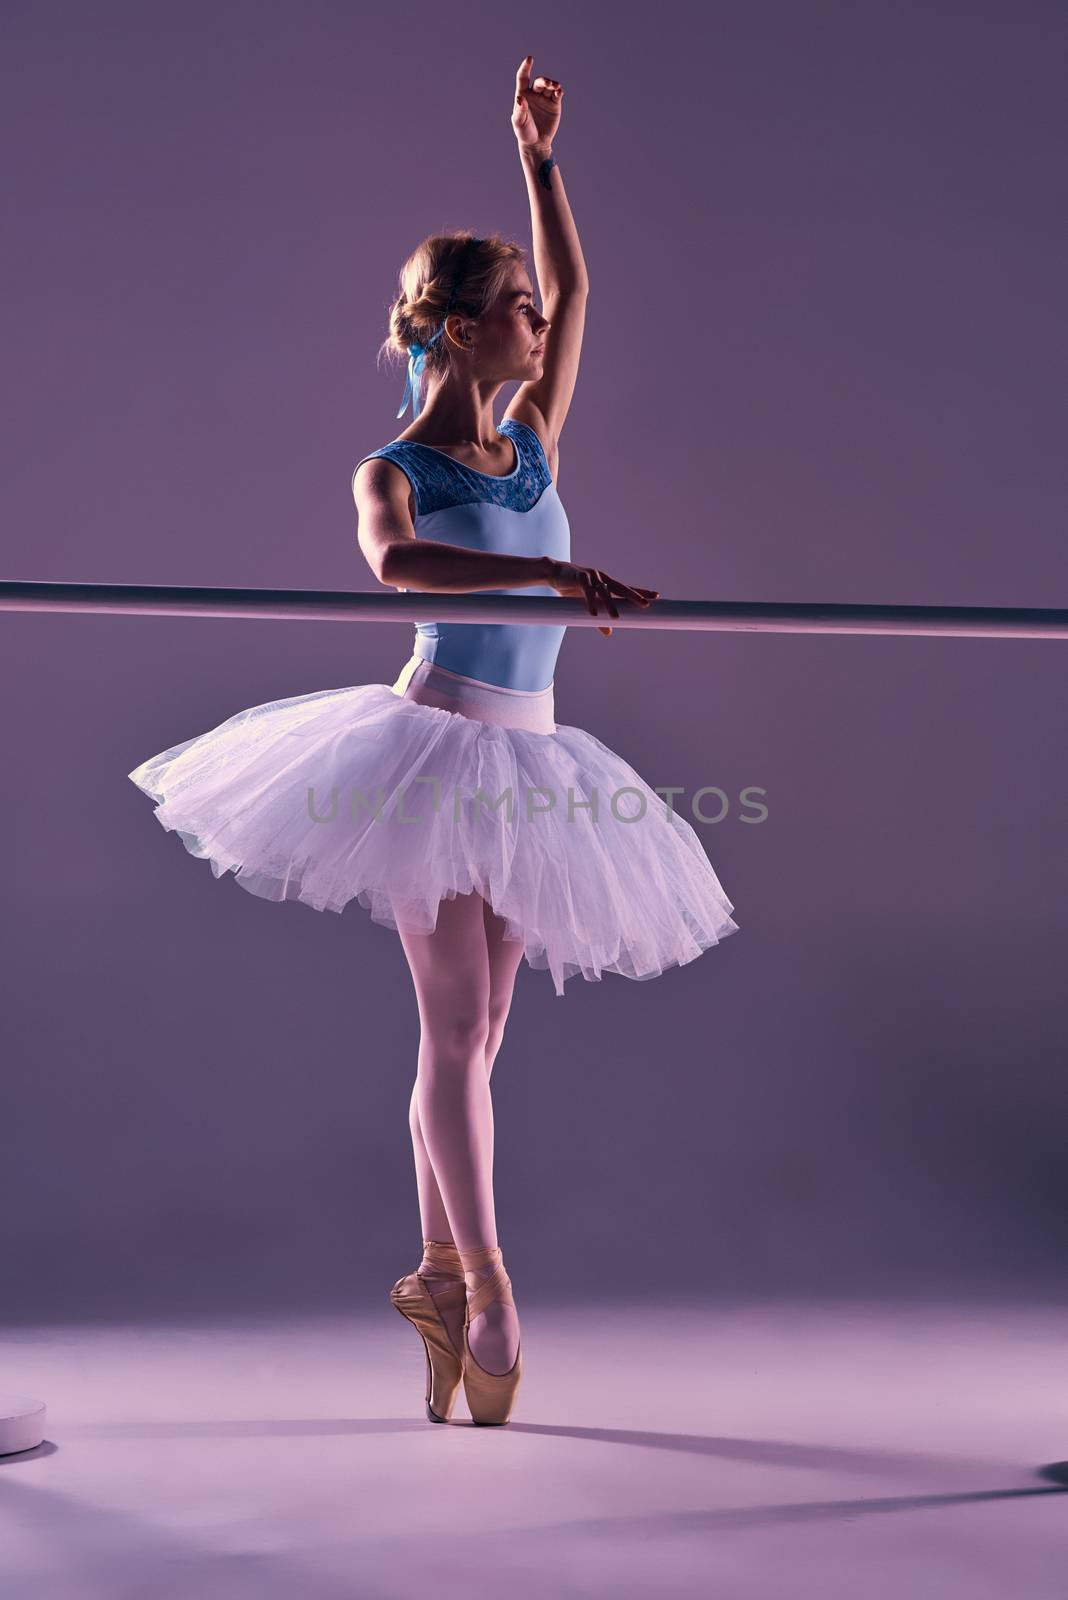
left=390, top=655, right=556, bottom=734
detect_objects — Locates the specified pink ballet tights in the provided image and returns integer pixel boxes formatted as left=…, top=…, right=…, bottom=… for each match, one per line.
left=397, top=887, right=524, bottom=1376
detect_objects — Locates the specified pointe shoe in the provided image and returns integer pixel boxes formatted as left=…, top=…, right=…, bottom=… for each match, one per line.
left=389, top=1238, right=467, bottom=1423
left=458, top=1244, right=523, bottom=1426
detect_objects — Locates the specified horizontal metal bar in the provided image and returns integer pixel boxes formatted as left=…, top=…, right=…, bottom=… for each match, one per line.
left=2, top=578, right=1066, bottom=639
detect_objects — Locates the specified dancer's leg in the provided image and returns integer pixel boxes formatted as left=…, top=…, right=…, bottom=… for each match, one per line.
left=408, top=1082, right=452, bottom=1243
left=481, top=896, right=527, bottom=1080
left=398, top=889, right=523, bottom=1374
left=408, top=897, right=526, bottom=1238
left=461, top=900, right=526, bottom=1372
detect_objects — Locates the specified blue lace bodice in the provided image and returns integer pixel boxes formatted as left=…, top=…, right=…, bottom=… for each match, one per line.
left=352, top=418, right=571, bottom=691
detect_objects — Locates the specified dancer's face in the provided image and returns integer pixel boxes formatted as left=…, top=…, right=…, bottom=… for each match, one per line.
left=458, top=269, right=550, bottom=381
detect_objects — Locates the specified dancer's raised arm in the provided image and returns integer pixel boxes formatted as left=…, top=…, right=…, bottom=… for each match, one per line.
left=502, top=55, right=589, bottom=459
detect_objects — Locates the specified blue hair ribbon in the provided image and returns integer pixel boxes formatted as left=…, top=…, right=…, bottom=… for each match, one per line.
left=396, top=238, right=483, bottom=420
left=396, top=324, right=447, bottom=421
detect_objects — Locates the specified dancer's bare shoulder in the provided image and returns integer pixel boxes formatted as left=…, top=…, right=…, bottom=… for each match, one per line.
left=353, top=455, right=416, bottom=526
left=352, top=457, right=416, bottom=583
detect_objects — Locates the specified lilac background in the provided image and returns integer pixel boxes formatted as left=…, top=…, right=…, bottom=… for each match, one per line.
left=2, top=0, right=1065, bottom=1322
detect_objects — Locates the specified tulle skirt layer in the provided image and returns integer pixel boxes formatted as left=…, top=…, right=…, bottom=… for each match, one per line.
left=127, top=655, right=740, bottom=997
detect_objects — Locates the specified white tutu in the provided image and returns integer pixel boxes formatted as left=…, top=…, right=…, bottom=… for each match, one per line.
left=127, top=656, right=740, bottom=997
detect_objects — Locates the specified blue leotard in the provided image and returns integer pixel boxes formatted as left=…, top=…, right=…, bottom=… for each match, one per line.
left=352, top=418, right=571, bottom=692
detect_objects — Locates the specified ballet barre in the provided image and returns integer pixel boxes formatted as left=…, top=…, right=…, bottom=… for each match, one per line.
left=1, top=579, right=1065, bottom=641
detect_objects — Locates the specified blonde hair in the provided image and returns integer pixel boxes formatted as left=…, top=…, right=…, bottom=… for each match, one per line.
left=377, top=231, right=526, bottom=396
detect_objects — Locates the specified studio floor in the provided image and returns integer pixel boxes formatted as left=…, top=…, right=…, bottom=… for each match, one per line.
left=2, top=1300, right=1066, bottom=1598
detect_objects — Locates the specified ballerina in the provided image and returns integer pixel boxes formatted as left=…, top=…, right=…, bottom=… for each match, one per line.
left=128, top=54, right=739, bottom=1425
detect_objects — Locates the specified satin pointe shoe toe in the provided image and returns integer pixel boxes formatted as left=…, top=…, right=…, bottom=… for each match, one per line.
left=458, top=1244, right=523, bottom=1427
left=389, top=1238, right=467, bottom=1423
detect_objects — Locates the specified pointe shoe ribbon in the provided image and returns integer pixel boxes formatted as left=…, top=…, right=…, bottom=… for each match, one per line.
left=417, top=1238, right=468, bottom=1313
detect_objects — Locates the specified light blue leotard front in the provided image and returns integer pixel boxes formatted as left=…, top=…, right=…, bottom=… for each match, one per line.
left=352, top=418, right=571, bottom=692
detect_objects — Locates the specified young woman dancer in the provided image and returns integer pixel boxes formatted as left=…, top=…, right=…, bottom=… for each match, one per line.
left=128, top=56, right=739, bottom=1427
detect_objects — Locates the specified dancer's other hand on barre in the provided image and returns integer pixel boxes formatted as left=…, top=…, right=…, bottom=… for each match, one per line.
left=541, top=556, right=659, bottom=637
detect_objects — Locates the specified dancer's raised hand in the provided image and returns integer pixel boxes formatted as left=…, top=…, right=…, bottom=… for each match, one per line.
left=511, top=54, right=563, bottom=149
left=542, top=558, right=660, bottom=638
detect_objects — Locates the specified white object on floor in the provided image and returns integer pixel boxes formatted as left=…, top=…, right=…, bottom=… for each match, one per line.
left=0, top=1392, right=46, bottom=1454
